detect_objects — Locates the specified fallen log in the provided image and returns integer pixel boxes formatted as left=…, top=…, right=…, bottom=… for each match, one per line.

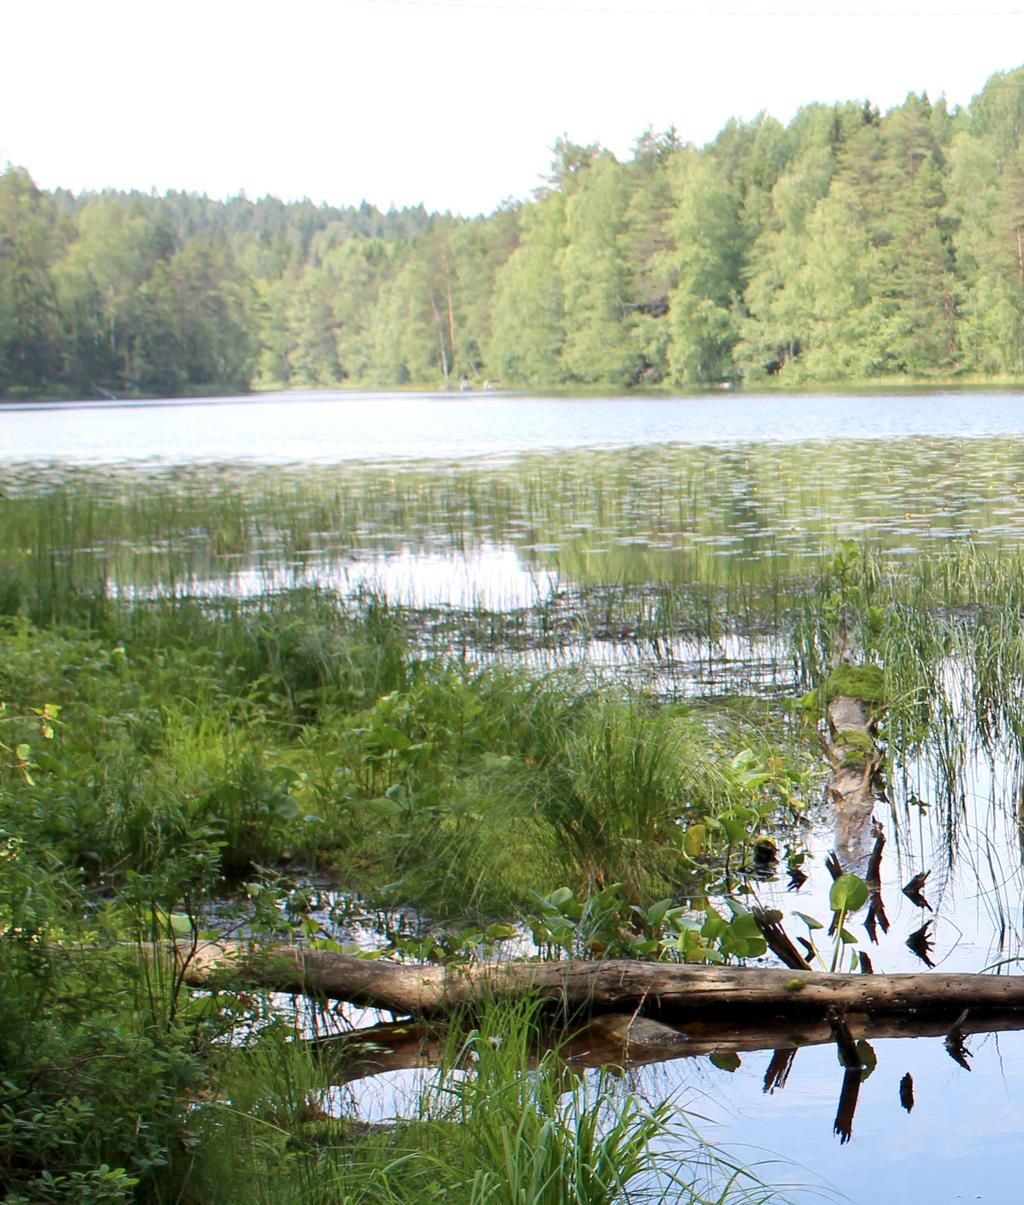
left=178, top=940, right=1024, bottom=1020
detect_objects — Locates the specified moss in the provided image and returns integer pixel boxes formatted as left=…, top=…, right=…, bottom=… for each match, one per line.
left=824, top=663, right=886, bottom=707
left=831, top=729, right=877, bottom=755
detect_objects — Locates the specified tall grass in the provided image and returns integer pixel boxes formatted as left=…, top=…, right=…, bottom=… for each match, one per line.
left=12, top=445, right=1024, bottom=1201
left=188, top=1001, right=788, bottom=1204
left=0, top=585, right=812, bottom=921
left=793, top=542, right=1024, bottom=801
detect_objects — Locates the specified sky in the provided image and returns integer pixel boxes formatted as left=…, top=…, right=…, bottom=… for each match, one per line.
left=4, top=0, right=1024, bottom=217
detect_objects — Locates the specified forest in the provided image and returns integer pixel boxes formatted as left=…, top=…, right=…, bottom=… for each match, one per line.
left=6, top=64, right=1024, bottom=400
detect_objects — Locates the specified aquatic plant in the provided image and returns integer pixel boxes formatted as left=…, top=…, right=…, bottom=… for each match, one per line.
left=189, top=1000, right=788, bottom=1203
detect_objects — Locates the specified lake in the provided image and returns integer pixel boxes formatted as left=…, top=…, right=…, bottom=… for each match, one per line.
left=5, top=387, right=1024, bottom=1204
left=7, top=387, right=1024, bottom=463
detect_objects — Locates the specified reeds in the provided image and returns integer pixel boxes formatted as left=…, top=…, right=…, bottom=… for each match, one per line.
left=12, top=439, right=1024, bottom=1198
left=188, top=1001, right=788, bottom=1203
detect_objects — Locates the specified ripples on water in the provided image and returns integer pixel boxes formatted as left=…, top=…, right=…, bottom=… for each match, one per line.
left=6, top=391, right=1024, bottom=1203
left=4, top=387, right=1024, bottom=462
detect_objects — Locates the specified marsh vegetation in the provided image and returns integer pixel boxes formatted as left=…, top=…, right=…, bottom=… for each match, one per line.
left=6, top=410, right=1024, bottom=1201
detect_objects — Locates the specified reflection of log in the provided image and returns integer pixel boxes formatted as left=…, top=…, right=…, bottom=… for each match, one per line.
left=763, top=1048, right=796, bottom=1093
left=179, top=941, right=1024, bottom=1020
left=316, top=1008, right=1024, bottom=1087
left=833, top=1067, right=861, bottom=1144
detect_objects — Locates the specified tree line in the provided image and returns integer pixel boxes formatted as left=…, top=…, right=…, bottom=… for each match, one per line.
left=5, top=65, right=1024, bottom=399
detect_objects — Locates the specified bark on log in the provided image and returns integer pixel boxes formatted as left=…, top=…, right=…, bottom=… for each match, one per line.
left=824, top=683, right=884, bottom=870
left=178, top=940, right=1024, bottom=1020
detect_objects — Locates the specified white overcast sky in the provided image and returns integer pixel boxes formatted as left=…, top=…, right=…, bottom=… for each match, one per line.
left=4, top=0, right=1024, bottom=216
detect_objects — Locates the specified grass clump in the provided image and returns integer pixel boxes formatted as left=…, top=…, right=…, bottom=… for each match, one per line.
left=0, top=594, right=810, bottom=917
left=187, top=1001, right=783, bottom=1204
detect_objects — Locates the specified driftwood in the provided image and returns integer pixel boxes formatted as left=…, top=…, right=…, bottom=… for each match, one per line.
left=178, top=940, right=1024, bottom=1021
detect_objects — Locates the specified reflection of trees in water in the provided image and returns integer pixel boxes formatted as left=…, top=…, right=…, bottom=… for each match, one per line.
left=13, top=436, right=1024, bottom=597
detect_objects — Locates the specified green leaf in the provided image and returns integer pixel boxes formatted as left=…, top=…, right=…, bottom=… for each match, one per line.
left=646, top=898, right=674, bottom=928
left=365, top=797, right=402, bottom=818
left=728, top=936, right=768, bottom=958
left=701, top=911, right=727, bottom=940
left=793, top=911, right=824, bottom=931
left=376, top=724, right=411, bottom=751
left=829, top=873, right=869, bottom=914
left=719, top=815, right=748, bottom=844
left=728, top=911, right=762, bottom=939
left=683, top=824, right=706, bottom=856
left=168, top=913, right=193, bottom=937
left=630, top=938, right=661, bottom=956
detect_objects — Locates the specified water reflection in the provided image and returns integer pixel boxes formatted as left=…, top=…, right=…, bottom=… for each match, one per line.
left=10, top=436, right=1024, bottom=607
left=4, top=389, right=1024, bottom=464
left=10, top=398, right=1024, bottom=1202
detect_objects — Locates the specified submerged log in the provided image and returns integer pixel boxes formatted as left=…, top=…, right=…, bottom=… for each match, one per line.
left=178, top=940, right=1024, bottom=1020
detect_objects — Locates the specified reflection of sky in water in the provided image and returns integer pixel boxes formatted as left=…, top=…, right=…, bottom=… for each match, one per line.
left=664, top=1032, right=1024, bottom=1204
left=150, top=544, right=563, bottom=611
left=306, top=1026, right=1024, bottom=1203
left=5, top=389, right=1024, bottom=464
left=11, top=394, right=1024, bottom=1200
left=297, top=744, right=1024, bottom=1204
left=675, top=747, right=1024, bottom=1203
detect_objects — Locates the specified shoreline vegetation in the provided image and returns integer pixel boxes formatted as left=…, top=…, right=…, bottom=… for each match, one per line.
left=6, top=373, right=1024, bottom=408
left=6, top=64, right=1024, bottom=404
left=8, top=447, right=1024, bottom=1196
left=0, top=580, right=814, bottom=1202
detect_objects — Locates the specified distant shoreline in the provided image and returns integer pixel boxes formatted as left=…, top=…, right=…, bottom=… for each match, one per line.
left=4, top=378, right=1024, bottom=410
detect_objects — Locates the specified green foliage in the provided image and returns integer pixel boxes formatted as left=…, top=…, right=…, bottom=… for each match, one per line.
left=829, top=873, right=869, bottom=913
left=698, top=901, right=769, bottom=962
left=789, top=873, right=869, bottom=972
left=559, top=153, right=636, bottom=385
left=0, top=578, right=813, bottom=926
left=13, top=65, right=1024, bottom=398
left=524, top=884, right=788, bottom=967
left=488, top=192, right=567, bottom=385
left=185, top=1001, right=779, bottom=1203
left=0, top=844, right=209, bottom=1199
left=666, top=154, right=745, bottom=384
left=0, top=167, right=63, bottom=394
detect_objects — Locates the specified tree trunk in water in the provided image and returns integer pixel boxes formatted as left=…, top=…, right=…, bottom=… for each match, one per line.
left=823, top=684, right=884, bottom=872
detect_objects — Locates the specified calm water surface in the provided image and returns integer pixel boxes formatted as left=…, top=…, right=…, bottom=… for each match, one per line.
left=4, top=387, right=1024, bottom=463
left=6, top=389, right=1024, bottom=1204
